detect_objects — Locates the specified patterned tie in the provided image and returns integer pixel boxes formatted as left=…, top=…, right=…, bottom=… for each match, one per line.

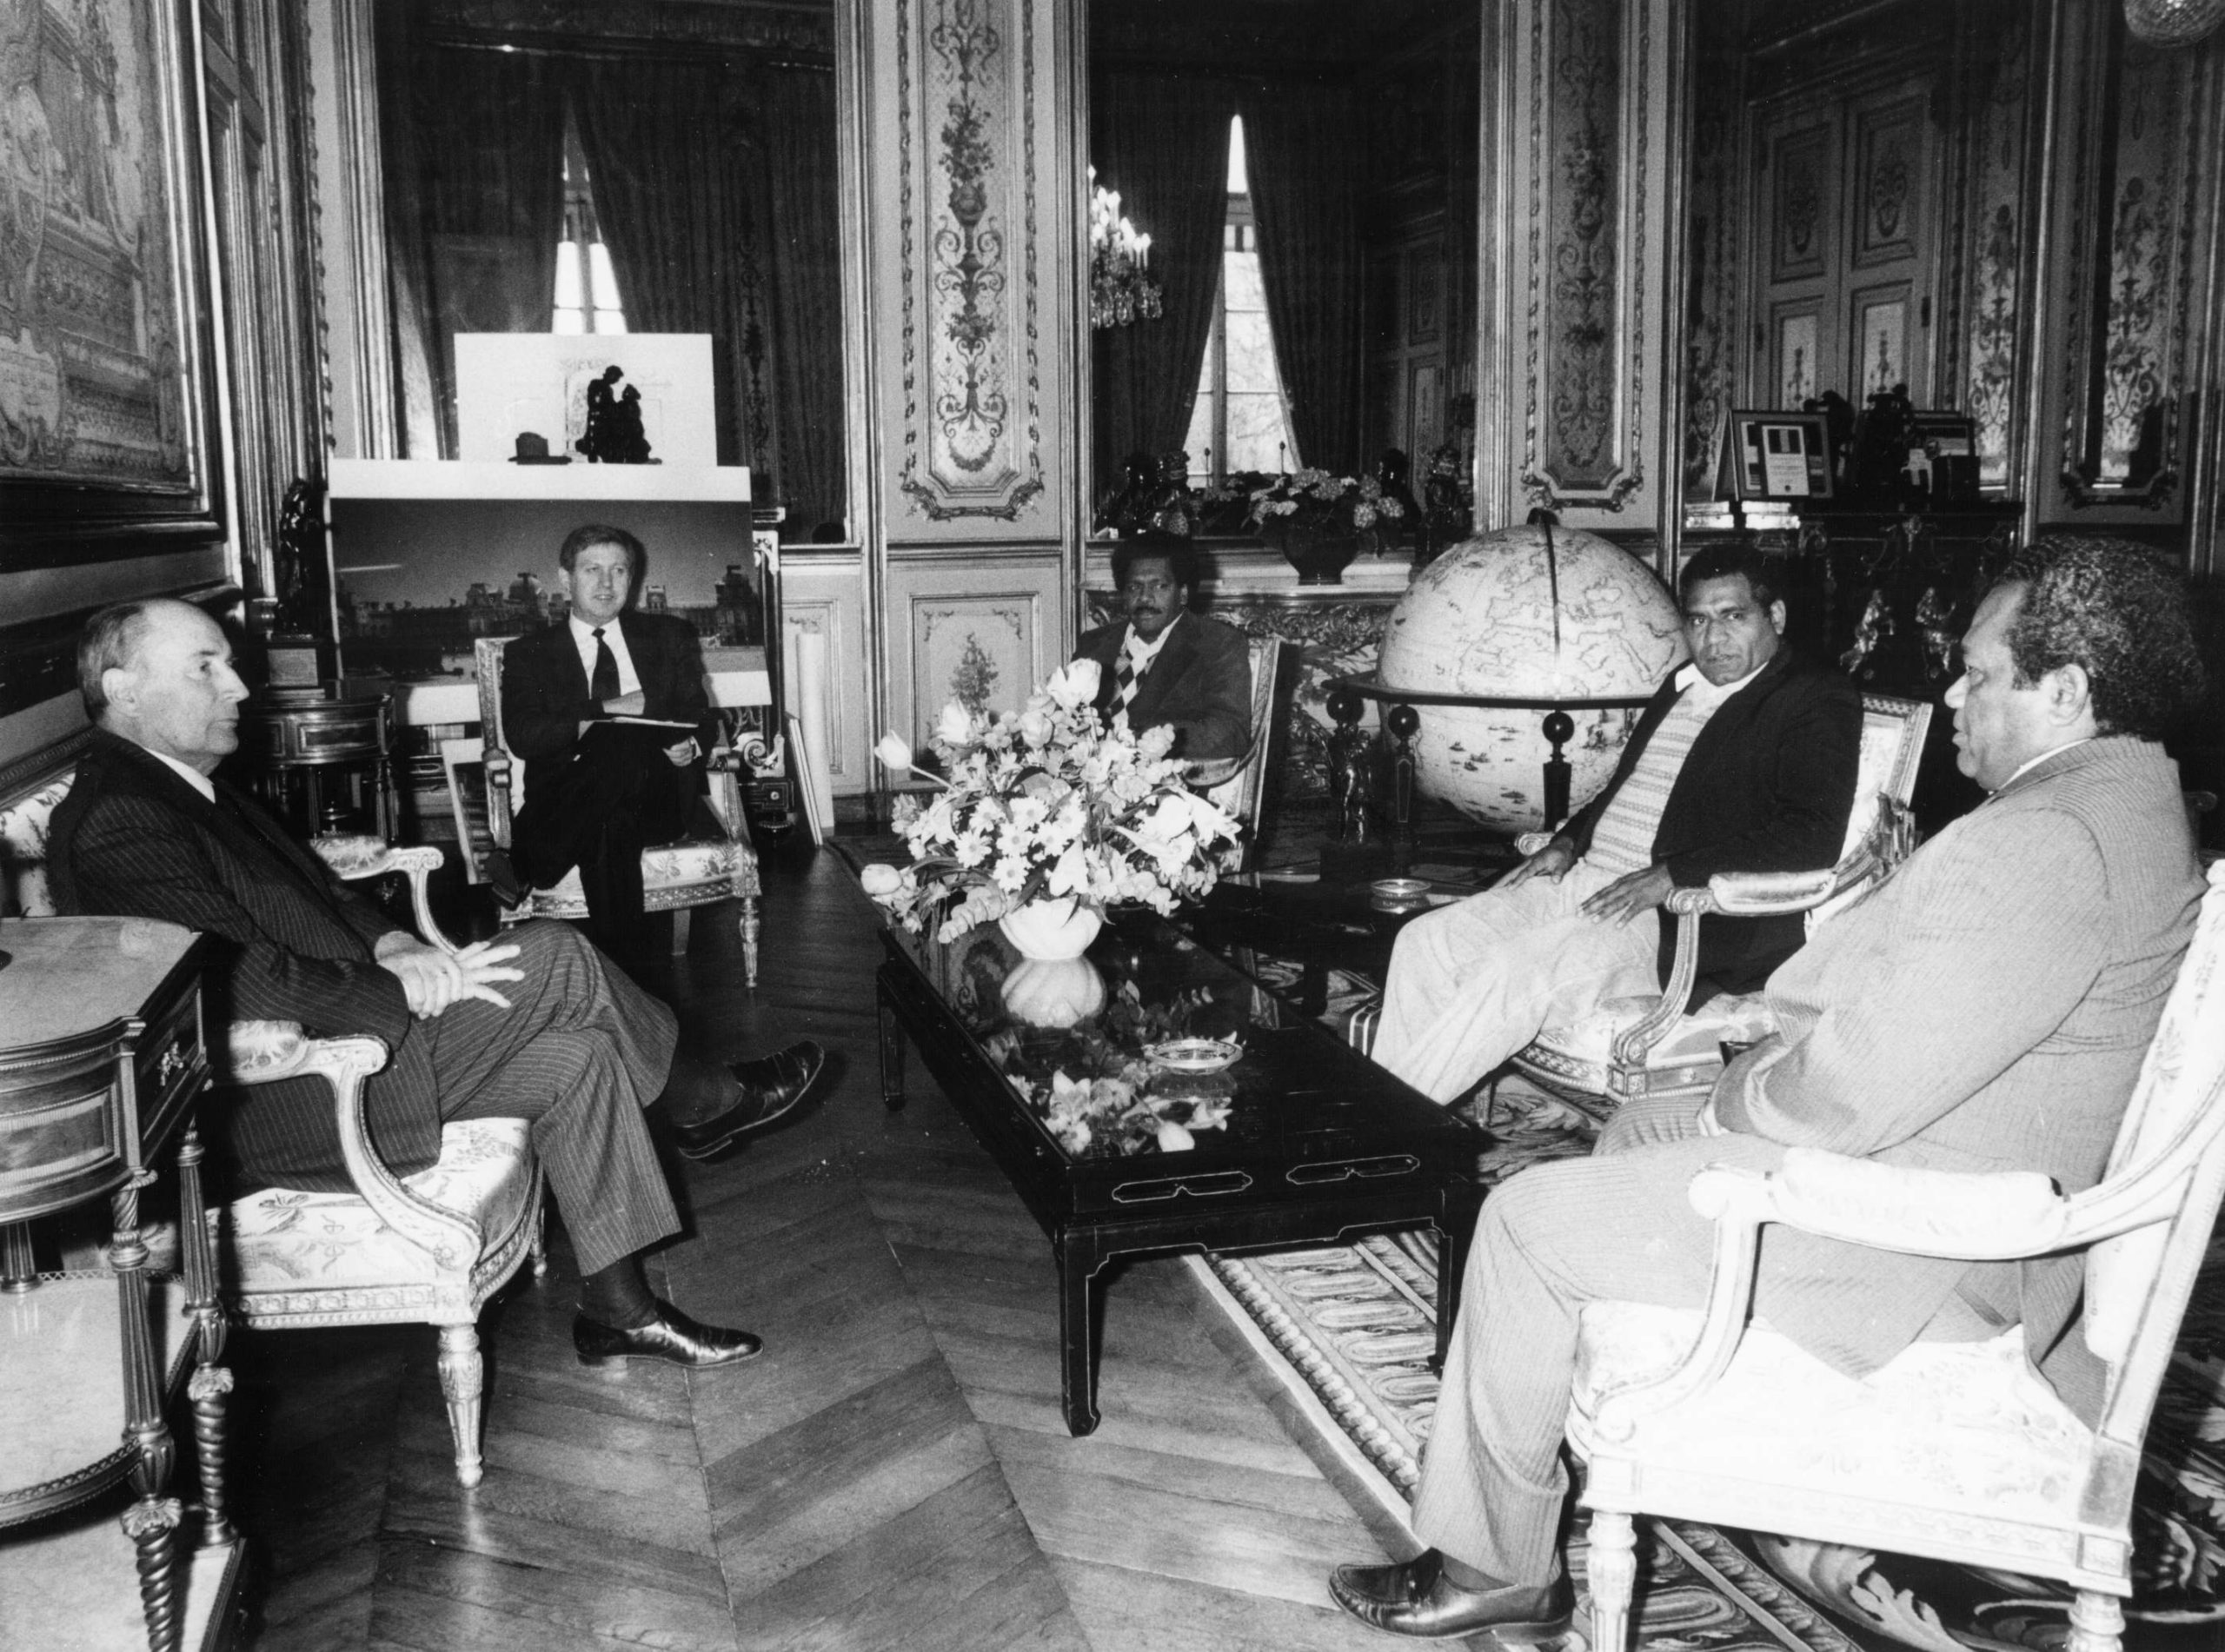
left=1113, top=648, right=1141, bottom=720
left=590, top=626, right=620, bottom=703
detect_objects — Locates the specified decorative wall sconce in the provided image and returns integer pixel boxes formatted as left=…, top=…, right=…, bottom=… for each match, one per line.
left=2123, top=0, right=2225, bottom=46
left=1089, top=166, right=1163, bottom=329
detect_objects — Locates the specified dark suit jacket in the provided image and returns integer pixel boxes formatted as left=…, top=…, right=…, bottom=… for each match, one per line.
left=1562, top=650, right=1861, bottom=1005
left=501, top=610, right=717, bottom=865
left=49, top=729, right=440, bottom=1191
left=1073, top=612, right=1252, bottom=763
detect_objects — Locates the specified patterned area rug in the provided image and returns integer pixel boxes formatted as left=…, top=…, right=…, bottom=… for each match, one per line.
left=1192, top=1071, right=2225, bottom=1652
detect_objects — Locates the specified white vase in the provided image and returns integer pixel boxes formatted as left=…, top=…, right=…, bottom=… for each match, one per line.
left=998, top=897, right=1104, bottom=962
left=1001, top=957, right=1108, bottom=1029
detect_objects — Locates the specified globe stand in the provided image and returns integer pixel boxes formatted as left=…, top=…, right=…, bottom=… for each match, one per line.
left=1330, top=675, right=1655, bottom=834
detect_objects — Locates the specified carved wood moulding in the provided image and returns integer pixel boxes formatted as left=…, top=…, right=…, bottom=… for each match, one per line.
left=894, top=0, right=1046, bottom=524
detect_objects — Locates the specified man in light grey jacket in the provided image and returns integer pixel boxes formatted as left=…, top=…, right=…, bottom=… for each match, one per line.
left=1330, top=537, right=2208, bottom=1641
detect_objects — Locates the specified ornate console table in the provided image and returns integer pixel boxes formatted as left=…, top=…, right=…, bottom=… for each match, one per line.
left=0, top=917, right=243, bottom=1652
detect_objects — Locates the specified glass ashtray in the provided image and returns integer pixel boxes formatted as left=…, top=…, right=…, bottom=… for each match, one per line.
left=1145, top=1037, right=1245, bottom=1073
left=1370, top=877, right=1431, bottom=906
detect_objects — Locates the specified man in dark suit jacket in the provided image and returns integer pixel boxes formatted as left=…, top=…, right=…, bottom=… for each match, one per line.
left=1332, top=538, right=2207, bottom=1642
left=1372, top=544, right=1861, bottom=1102
left=51, top=600, right=825, bottom=1370
left=1073, top=534, right=1252, bottom=770
left=499, top=524, right=722, bottom=959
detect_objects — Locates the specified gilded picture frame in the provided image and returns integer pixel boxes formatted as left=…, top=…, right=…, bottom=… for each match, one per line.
left=0, top=0, right=226, bottom=568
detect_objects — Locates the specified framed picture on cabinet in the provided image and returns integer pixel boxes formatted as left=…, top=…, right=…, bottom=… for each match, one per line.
left=0, top=0, right=228, bottom=568
left=1727, top=410, right=1836, bottom=501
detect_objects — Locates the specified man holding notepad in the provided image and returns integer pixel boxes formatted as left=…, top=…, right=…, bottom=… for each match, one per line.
left=501, top=524, right=722, bottom=962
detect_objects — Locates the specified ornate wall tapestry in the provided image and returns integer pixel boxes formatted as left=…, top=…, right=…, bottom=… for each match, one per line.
left=1962, top=9, right=2033, bottom=493
left=2059, top=30, right=2215, bottom=511
left=896, top=0, right=1045, bottom=522
left=0, top=0, right=222, bottom=562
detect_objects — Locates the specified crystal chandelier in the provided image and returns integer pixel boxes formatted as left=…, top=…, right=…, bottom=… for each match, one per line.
left=2124, top=0, right=2225, bottom=45
left=1089, top=167, right=1163, bottom=329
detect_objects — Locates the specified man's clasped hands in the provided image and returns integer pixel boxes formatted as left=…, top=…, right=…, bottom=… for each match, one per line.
left=373, top=933, right=528, bottom=1018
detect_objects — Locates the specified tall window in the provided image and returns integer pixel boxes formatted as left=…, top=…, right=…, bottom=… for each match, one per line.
left=1183, top=117, right=1298, bottom=487
left=553, top=118, right=626, bottom=335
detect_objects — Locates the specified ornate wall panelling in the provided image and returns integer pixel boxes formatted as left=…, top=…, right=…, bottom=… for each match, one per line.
left=780, top=547, right=872, bottom=795
left=1680, top=3, right=1745, bottom=501
left=200, top=1, right=329, bottom=599
left=302, top=0, right=397, bottom=461
left=2042, top=3, right=2224, bottom=533
left=867, top=0, right=1078, bottom=539
left=1477, top=0, right=1690, bottom=557
left=885, top=549, right=1066, bottom=752
left=1953, top=0, right=2052, bottom=496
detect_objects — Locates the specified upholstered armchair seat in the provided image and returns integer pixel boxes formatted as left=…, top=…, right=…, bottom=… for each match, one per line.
left=519, top=837, right=755, bottom=920
left=1522, top=991, right=1779, bottom=1095
left=229, top=1118, right=536, bottom=1300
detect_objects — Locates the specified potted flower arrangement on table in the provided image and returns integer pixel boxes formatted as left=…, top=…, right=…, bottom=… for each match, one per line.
left=1246, top=466, right=1407, bottom=586
left=860, top=657, right=1240, bottom=957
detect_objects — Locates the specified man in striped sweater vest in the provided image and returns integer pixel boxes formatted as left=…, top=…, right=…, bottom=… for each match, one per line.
left=1371, top=544, right=1863, bottom=1105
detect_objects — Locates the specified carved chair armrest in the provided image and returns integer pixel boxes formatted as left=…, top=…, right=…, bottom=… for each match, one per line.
left=312, top=835, right=455, bottom=952
left=1515, top=831, right=1556, bottom=858
left=225, top=1019, right=483, bottom=1267
left=1587, top=1150, right=2068, bottom=1441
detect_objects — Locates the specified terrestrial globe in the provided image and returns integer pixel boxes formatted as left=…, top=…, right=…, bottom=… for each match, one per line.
left=1372, top=522, right=1686, bottom=832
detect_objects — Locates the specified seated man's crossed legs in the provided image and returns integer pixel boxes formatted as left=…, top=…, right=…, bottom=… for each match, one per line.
left=1372, top=863, right=1664, bottom=1105
left=422, top=919, right=827, bottom=1366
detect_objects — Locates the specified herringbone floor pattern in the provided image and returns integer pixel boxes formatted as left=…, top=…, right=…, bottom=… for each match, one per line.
left=227, top=846, right=1410, bottom=1651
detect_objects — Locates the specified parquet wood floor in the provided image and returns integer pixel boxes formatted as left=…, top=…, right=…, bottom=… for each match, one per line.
left=222, top=846, right=1414, bottom=1650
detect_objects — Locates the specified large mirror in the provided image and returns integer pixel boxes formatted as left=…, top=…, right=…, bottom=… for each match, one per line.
left=370, top=0, right=847, bottom=544
left=1086, top=0, right=1481, bottom=553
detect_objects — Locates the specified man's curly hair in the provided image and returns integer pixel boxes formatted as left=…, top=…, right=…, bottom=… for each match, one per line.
left=1989, top=536, right=2205, bottom=741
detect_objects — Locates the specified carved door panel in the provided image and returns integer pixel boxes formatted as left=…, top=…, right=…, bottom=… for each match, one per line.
left=1748, top=70, right=1942, bottom=410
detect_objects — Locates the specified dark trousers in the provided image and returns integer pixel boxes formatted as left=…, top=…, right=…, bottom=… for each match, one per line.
left=512, top=733, right=702, bottom=956
left=417, top=919, right=681, bottom=1274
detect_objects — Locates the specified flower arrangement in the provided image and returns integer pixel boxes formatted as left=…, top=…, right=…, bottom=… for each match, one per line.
left=1245, top=467, right=1407, bottom=541
left=861, top=658, right=1240, bottom=943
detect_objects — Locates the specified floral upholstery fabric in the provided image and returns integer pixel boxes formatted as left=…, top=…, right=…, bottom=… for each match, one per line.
left=229, top=1119, right=535, bottom=1289
left=524, top=837, right=753, bottom=916
left=1572, top=1303, right=2092, bottom=1528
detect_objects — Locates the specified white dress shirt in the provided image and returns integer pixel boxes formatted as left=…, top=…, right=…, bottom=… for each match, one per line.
left=568, top=613, right=642, bottom=700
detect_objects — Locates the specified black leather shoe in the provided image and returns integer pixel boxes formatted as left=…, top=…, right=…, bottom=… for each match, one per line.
left=670, top=1039, right=828, bottom=1160
left=574, top=1301, right=764, bottom=1368
left=1329, top=1551, right=1573, bottom=1642
left=482, top=849, right=529, bottom=910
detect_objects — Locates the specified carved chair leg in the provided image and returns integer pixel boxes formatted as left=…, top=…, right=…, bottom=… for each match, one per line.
left=176, top=1125, right=235, bottom=1545
left=436, top=1323, right=488, bottom=1489
left=2067, top=1590, right=2124, bottom=1652
left=740, top=896, right=760, bottom=988
left=1585, top=1509, right=1638, bottom=1652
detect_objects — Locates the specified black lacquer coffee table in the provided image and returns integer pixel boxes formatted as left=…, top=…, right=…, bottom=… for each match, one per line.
left=876, top=908, right=1481, bottom=1436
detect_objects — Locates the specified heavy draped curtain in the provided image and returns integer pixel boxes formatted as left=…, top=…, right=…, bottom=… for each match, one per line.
left=571, top=57, right=773, bottom=477
left=1089, top=73, right=1236, bottom=503
left=378, top=11, right=567, bottom=458
left=749, top=66, right=846, bottom=537
left=1235, top=77, right=1362, bottom=476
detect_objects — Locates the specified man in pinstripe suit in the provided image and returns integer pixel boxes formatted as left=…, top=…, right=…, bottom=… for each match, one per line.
left=51, top=599, right=827, bottom=1370
left=1332, top=540, right=2207, bottom=1639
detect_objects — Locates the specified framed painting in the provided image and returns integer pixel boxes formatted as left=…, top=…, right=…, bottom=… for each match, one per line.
left=1728, top=410, right=1835, bottom=502
left=0, top=0, right=226, bottom=568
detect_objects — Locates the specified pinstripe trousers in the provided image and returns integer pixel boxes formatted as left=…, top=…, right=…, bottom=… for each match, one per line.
left=423, top=919, right=681, bottom=1276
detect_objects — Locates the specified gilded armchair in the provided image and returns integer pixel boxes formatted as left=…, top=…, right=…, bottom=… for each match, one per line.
left=1571, top=861, right=2225, bottom=1652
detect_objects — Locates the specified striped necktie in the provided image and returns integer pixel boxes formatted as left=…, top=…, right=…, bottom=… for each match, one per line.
left=1112, top=650, right=1140, bottom=719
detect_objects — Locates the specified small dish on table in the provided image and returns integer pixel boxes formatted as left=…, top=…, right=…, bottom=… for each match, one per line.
left=1144, top=1037, right=1245, bottom=1074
